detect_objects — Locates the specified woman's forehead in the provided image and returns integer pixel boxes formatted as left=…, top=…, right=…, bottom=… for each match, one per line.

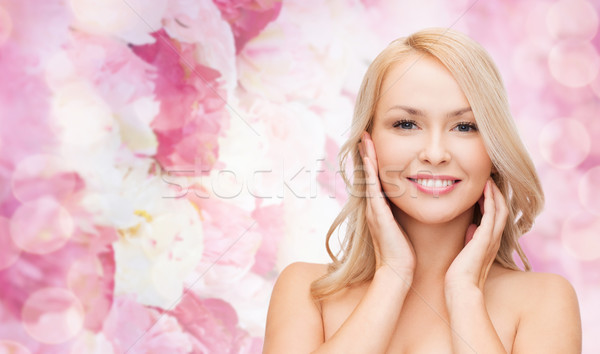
left=377, top=57, right=470, bottom=116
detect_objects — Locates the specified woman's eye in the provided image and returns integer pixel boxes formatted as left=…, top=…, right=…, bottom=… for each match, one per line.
left=454, top=123, right=478, bottom=132
left=393, top=120, right=417, bottom=129
left=392, top=120, right=478, bottom=132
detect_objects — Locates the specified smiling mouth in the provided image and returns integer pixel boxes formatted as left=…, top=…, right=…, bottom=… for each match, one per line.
left=407, top=178, right=461, bottom=188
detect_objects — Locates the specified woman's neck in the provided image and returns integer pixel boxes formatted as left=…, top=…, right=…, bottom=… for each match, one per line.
left=392, top=205, right=475, bottom=283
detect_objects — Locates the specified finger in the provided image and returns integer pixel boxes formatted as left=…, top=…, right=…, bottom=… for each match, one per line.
left=362, top=155, right=378, bottom=230
left=361, top=132, right=368, bottom=160
left=364, top=156, right=399, bottom=228
left=364, top=156, right=384, bottom=203
left=490, top=181, right=508, bottom=240
left=475, top=180, right=495, bottom=242
left=364, top=156, right=384, bottom=202
left=363, top=155, right=377, bottom=199
left=362, top=134, right=399, bottom=226
left=363, top=131, right=379, bottom=167
left=361, top=133, right=381, bottom=197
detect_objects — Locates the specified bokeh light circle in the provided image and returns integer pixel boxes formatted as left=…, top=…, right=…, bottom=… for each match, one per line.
left=10, top=197, right=74, bottom=254
left=590, top=71, right=600, bottom=99
left=571, top=103, right=600, bottom=157
left=66, top=256, right=104, bottom=319
left=561, top=212, right=600, bottom=261
left=546, top=0, right=598, bottom=41
left=512, top=41, right=550, bottom=88
left=525, top=1, right=553, bottom=43
left=21, top=287, right=85, bottom=344
left=539, top=119, right=590, bottom=169
left=548, top=40, right=600, bottom=88
left=578, top=166, right=600, bottom=215
left=11, top=154, right=77, bottom=203
left=67, top=257, right=103, bottom=294
left=0, top=340, right=31, bottom=354
left=0, top=216, right=21, bottom=270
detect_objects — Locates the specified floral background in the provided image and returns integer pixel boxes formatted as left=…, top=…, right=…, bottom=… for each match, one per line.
left=0, top=0, right=599, bottom=352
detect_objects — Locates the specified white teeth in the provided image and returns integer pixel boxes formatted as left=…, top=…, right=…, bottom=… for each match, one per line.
left=414, top=179, right=455, bottom=188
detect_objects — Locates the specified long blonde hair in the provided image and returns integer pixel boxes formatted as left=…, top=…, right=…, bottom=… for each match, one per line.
left=310, top=27, right=545, bottom=301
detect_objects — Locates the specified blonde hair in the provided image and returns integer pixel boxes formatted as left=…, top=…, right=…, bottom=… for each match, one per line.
left=310, top=27, right=545, bottom=301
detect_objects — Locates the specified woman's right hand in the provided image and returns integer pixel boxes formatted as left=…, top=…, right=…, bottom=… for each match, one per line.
left=359, top=131, right=416, bottom=280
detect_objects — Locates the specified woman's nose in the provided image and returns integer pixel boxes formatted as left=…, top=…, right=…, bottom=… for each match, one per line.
left=418, top=133, right=451, bottom=165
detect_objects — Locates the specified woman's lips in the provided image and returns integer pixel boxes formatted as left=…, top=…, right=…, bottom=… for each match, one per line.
left=407, top=177, right=461, bottom=196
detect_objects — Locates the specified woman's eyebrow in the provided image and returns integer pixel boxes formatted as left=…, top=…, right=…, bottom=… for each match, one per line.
left=386, top=105, right=472, bottom=118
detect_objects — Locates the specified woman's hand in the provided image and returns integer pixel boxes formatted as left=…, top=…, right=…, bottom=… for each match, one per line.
left=445, top=178, right=508, bottom=293
left=360, top=131, right=416, bottom=279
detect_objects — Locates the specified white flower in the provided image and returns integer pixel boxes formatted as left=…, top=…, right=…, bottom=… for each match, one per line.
left=164, top=0, right=237, bottom=94
left=51, top=80, right=116, bottom=149
left=113, top=200, right=204, bottom=309
left=115, top=96, right=159, bottom=155
left=236, top=0, right=373, bottom=106
left=217, top=97, right=326, bottom=202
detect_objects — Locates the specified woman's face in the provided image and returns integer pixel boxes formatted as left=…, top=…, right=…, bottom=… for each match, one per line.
left=370, top=54, right=493, bottom=224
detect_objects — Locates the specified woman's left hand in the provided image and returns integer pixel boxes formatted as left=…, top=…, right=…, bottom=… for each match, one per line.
left=445, top=178, right=508, bottom=293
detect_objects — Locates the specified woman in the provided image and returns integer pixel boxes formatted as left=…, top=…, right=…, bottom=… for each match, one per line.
left=263, top=27, right=582, bottom=353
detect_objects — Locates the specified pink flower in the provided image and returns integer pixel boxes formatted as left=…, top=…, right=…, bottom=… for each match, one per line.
left=65, top=32, right=156, bottom=110
left=58, top=32, right=160, bottom=155
left=187, top=187, right=261, bottom=270
left=212, top=0, right=283, bottom=53
left=167, top=291, right=259, bottom=353
left=0, top=225, right=117, bottom=332
left=250, top=199, right=284, bottom=275
left=102, top=295, right=192, bottom=353
left=67, top=243, right=116, bottom=332
left=0, top=44, right=54, bottom=215
left=0, top=0, right=71, bottom=64
left=132, top=29, right=229, bottom=174
left=10, top=155, right=86, bottom=206
left=163, top=0, right=237, bottom=92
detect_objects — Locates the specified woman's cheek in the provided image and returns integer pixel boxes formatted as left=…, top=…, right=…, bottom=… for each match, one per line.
left=378, top=167, right=402, bottom=198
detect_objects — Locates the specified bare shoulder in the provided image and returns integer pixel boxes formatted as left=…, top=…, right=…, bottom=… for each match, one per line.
left=272, top=262, right=330, bottom=302
left=278, top=261, right=330, bottom=285
left=488, top=265, right=582, bottom=353
left=489, top=265, right=579, bottom=305
left=488, top=265, right=579, bottom=312
left=263, top=262, right=330, bottom=353
left=490, top=263, right=572, bottom=287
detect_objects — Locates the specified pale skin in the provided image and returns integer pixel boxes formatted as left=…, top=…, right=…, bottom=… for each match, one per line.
left=263, top=55, right=582, bottom=353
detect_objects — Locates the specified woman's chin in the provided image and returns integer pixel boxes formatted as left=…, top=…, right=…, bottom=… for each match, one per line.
left=388, top=199, right=475, bottom=225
